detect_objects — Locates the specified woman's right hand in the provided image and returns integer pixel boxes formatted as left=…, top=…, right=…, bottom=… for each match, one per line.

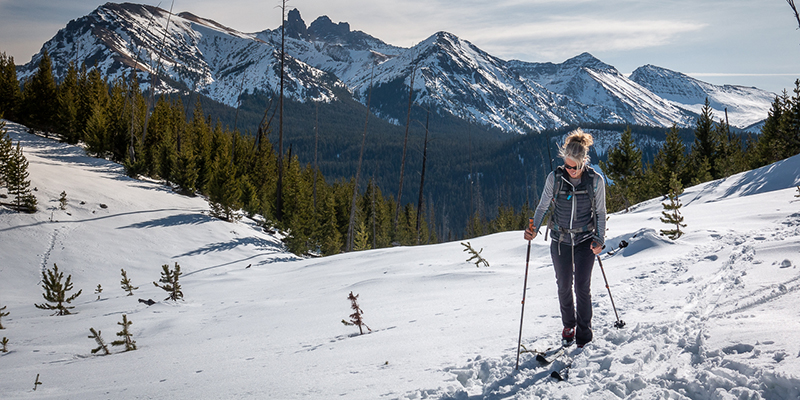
left=524, top=225, right=537, bottom=241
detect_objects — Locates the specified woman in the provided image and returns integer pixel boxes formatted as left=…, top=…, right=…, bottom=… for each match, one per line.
left=524, top=128, right=606, bottom=348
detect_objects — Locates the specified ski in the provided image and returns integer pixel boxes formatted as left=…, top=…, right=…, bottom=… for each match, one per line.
left=532, top=339, right=576, bottom=364
left=534, top=346, right=567, bottom=364
left=550, top=366, right=569, bottom=381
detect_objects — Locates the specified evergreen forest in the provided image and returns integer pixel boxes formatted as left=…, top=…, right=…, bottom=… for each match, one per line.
left=1, top=49, right=799, bottom=256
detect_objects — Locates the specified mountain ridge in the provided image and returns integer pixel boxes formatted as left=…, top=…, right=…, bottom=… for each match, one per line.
left=16, top=2, right=776, bottom=132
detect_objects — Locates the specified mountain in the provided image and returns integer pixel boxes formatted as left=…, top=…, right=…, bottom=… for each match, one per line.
left=16, top=3, right=777, bottom=133
left=630, top=65, right=777, bottom=130
left=2, top=120, right=800, bottom=398
left=509, top=53, right=693, bottom=128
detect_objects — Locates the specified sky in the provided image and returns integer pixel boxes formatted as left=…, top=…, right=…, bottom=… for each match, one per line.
left=1, top=0, right=800, bottom=95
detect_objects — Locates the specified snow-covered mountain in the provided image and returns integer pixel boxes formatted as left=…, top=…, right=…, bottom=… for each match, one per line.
left=2, top=120, right=800, bottom=398
left=630, top=65, right=777, bottom=130
left=509, top=53, right=693, bottom=128
left=17, top=2, right=777, bottom=132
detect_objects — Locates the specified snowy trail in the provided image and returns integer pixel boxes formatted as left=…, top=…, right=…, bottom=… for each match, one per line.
left=406, top=193, right=800, bottom=399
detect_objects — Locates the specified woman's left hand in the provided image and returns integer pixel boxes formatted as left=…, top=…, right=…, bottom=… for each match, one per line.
left=591, top=241, right=602, bottom=255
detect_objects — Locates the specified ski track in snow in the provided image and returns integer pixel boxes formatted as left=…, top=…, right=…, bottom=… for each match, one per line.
left=404, top=211, right=800, bottom=399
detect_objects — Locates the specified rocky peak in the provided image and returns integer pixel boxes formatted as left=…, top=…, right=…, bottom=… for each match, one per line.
left=284, top=8, right=309, bottom=40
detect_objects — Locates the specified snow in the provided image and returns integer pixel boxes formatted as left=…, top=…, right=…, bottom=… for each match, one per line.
left=1, top=119, right=800, bottom=399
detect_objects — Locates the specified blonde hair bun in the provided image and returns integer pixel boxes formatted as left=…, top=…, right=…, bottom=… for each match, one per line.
left=559, top=128, right=594, bottom=167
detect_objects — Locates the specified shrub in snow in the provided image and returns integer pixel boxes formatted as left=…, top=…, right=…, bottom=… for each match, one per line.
left=461, top=241, right=489, bottom=267
left=795, top=185, right=799, bottom=198
left=94, top=284, right=102, bottom=300
left=111, top=314, right=137, bottom=352
left=88, top=328, right=110, bottom=355
left=59, top=191, right=67, bottom=210
left=342, top=291, right=371, bottom=335
left=0, top=303, right=8, bottom=329
left=154, top=262, right=183, bottom=301
left=34, top=263, right=82, bottom=316
left=120, top=268, right=138, bottom=296
left=33, top=373, right=42, bottom=391
left=1, top=336, right=7, bottom=352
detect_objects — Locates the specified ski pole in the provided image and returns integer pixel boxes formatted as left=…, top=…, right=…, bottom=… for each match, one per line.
left=596, top=255, right=625, bottom=329
left=515, top=218, right=535, bottom=370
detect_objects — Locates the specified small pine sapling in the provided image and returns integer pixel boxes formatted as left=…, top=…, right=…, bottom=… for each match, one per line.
left=461, top=241, right=490, bottom=267
left=153, top=262, right=183, bottom=301
left=341, top=291, right=371, bottom=334
left=660, top=173, right=687, bottom=240
left=88, top=328, right=110, bottom=355
left=35, top=263, right=82, bottom=316
left=0, top=303, right=8, bottom=329
left=59, top=191, right=67, bottom=210
left=94, top=284, right=103, bottom=300
left=111, top=314, right=136, bottom=351
left=1, top=336, right=8, bottom=352
left=120, top=268, right=138, bottom=296
left=795, top=186, right=800, bottom=198
left=33, top=373, right=42, bottom=391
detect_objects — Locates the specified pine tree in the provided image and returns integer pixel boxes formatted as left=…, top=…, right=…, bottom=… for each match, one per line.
left=207, top=133, right=240, bottom=222
left=318, top=192, right=343, bottom=256
left=353, top=219, right=371, bottom=251
left=660, top=173, right=687, bottom=240
left=689, top=98, right=719, bottom=182
left=88, top=328, right=111, bottom=355
left=120, top=268, right=139, bottom=296
left=56, top=63, right=80, bottom=143
left=0, top=52, right=21, bottom=120
left=1, top=337, right=7, bottom=352
left=5, top=143, right=37, bottom=213
left=0, top=119, right=11, bottom=187
left=84, top=101, right=110, bottom=157
left=110, top=314, right=136, bottom=351
left=600, top=127, right=643, bottom=211
left=21, top=49, right=58, bottom=132
left=341, top=292, right=371, bottom=335
left=651, top=125, right=688, bottom=195
left=35, top=264, right=83, bottom=316
left=153, top=262, right=183, bottom=301
left=0, top=303, right=9, bottom=329
left=94, top=284, right=103, bottom=301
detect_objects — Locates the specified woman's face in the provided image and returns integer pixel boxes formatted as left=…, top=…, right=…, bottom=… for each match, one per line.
left=564, top=157, right=583, bottom=179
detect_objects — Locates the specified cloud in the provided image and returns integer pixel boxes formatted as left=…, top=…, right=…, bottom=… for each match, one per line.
left=466, top=17, right=706, bottom=62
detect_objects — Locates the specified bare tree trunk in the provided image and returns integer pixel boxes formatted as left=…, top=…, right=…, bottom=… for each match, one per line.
left=313, top=102, right=319, bottom=211
left=788, top=0, right=800, bottom=28
left=276, top=0, right=287, bottom=222
left=142, top=0, right=175, bottom=144
left=415, top=109, right=430, bottom=244
left=346, top=63, right=375, bottom=252
left=394, top=62, right=416, bottom=229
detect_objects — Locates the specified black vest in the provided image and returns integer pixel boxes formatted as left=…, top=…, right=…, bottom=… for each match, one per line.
left=549, top=166, right=598, bottom=245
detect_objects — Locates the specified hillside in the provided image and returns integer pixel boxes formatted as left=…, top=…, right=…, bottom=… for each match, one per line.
left=1, top=120, right=799, bottom=398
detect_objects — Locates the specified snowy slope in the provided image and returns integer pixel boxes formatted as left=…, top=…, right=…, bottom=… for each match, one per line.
left=631, top=65, right=777, bottom=129
left=1, top=120, right=800, bottom=399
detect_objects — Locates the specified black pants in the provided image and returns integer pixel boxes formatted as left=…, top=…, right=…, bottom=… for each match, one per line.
left=551, top=239, right=594, bottom=346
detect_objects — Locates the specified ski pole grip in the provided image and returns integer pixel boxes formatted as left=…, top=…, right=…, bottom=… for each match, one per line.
left=528, top=217, right=534, bottom=232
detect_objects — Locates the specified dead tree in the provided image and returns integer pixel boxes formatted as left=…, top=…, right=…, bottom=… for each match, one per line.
left=395, top=61, right=417, bottom=229
left=346, top=62, right=375, bottom=251
left=341, top=291, right=371, bottom=334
